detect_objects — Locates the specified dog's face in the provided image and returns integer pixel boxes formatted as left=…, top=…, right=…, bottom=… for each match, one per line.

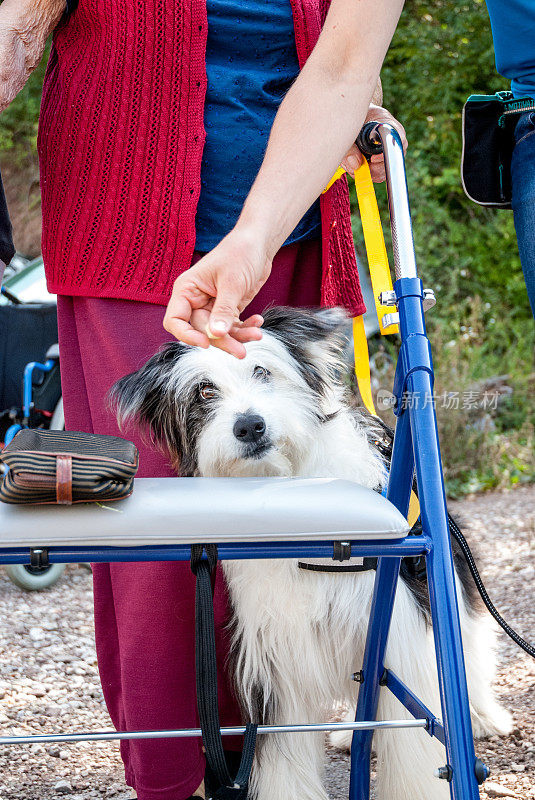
left=111, top=307, right=349, bottom=477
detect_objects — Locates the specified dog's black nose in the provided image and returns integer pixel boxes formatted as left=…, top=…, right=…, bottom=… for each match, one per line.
left=233, top=414, right=266, bottom=443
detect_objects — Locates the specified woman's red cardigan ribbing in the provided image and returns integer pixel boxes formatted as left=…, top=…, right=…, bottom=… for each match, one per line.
left=38, top=0, right=365, bottom=316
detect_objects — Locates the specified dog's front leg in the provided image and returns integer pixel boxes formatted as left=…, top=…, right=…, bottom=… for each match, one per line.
left=251, top=710, right=328, bottom=800
left=224, top=560, right=331, bottom=800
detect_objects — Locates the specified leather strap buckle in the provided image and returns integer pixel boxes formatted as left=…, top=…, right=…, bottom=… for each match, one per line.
left=56, top=455, right=73, bottom=505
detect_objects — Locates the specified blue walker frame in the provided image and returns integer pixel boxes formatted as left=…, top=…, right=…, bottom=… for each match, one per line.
left=0, top=126, right=484, bottom=799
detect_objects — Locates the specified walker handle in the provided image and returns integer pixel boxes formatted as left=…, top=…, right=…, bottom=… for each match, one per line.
left=356, top=121, right=384, bottom=158
left=376, top=123, right=418, bottom=281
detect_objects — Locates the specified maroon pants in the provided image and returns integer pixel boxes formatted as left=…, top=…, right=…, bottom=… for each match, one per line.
left=57, top=240, right=322, bottom=800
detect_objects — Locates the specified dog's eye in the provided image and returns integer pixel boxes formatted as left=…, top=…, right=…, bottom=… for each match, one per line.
left=253, top=365, right=271, bottom=381
left=199, top=383, right=218, bottom=400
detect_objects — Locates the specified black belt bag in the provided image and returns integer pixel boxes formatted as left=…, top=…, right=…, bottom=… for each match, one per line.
left=461, top=91, right=535, bottom=208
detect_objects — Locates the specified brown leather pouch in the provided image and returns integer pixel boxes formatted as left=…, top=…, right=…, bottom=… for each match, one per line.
left=0, top=429, right=138, bottom=505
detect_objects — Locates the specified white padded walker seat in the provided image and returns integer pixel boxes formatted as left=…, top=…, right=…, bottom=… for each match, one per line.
left=0, top=477, right=409, bottom=548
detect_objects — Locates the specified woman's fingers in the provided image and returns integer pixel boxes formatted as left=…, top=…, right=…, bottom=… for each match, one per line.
left=209, top=333, right=248, bottom=359
left=208, top=314, right=264, bottom=355
left=368, top=154, right=386, bottom=183
left=164, top=316, right=211, bottom=348
left=229, top=314, right=264, bottom=341
left=230, top=326, right=264, bottom=344
left=207, top=277, right=249, bottom=337
left=341, top=143, right=388, bottom=182
left=163, top=233, right=271, bottom=356
left=163, top=291, right=211, bottom=348
left=167, top=302, right=263, bottom=353
left=339, top=105, right=408, bottom=184
left=203, top=310, right=263, bottom=346
left=340, top=144, right=365, bottom=175
left=235, top=314, right=264, bottom=328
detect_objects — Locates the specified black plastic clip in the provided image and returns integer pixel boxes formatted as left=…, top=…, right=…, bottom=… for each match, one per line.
left=29, top=548, right=49, bottom=569
left=333, top=541, right=352, bottom=562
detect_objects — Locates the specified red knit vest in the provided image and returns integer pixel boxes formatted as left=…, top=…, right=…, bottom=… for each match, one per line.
left=38, top=0, right=365, bottom=316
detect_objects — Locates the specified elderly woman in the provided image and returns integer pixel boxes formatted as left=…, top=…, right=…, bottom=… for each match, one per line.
left=0, top=1, right=405, bottom=798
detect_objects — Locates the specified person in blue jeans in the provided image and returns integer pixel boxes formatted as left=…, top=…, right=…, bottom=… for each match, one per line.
left=511, top=112, right=535, bottom=318
left=486, top=0, right=535, bottom=318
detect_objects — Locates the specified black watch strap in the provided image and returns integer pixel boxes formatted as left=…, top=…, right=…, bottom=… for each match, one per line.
left=0, top=172, right=15, bottom=268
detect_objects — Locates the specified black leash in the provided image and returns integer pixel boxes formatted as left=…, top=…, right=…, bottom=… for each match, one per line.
left=446, top=515, right=535, bottom=659
left=191, top=544, right=258, bottom=800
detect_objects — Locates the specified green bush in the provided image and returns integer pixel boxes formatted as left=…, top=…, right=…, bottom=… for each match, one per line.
left=360, top=0, right=534, bottom=494
left=381, top=0, right=532, bottom=328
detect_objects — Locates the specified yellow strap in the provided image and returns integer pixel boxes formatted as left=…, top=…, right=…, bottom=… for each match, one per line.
left=346, top=166, right=420, bottom=526
left=352, top=315, right=376, bottom=416
left=353, top=162, right=399, bottom=336
left=323, top=162, right=398, bottom=336
left=355, top=312, right=420, bottom=524
left=407, top=491, right=420, bottom=529
left=353, top=317, right=419, bottom=525
left=323, top=167, right=345, bottom=194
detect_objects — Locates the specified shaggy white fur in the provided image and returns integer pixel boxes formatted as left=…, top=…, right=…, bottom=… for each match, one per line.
left=112, top=307, right=512, bottom=800
left=222, top=411, right=511, bottom=800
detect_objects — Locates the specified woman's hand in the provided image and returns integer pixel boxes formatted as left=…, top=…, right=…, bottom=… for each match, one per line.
left=165, top=0, right=405, bottom=358
left=0, top=0, right=65, bottom=114
left=340, top=104, right=408, bottom=183
left=163, top=230, right=270, bottom=358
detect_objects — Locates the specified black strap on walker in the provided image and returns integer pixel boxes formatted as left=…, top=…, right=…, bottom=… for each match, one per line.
left=190, top=544, right=258, bottom=800
left=298, top=558, right=378, bottom=573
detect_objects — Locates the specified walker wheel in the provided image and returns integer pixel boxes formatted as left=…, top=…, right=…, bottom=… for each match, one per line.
left=4, top=563, right=66, bottom=591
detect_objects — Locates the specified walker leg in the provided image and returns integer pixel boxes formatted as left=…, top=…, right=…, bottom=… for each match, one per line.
left=368, top=124, right=480, bottom=798
left=348, top=558, right=402, bottom=800
left=425, top=544, right=480, bottom=799
left=348, top=412, right=414, bottom=800
left=408, top=370, right=480, bottom=800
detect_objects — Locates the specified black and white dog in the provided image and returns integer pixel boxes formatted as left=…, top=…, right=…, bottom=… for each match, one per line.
left=111, top=307, right=511, bottom=800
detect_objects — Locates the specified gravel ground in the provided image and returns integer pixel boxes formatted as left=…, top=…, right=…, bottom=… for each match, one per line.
left=0, top=485, right=533, bottom=800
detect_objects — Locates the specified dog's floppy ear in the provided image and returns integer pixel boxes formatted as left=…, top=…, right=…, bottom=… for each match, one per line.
left=109, top=341, right=188, bottom=452
left=262, top=306, right=349, bottom=393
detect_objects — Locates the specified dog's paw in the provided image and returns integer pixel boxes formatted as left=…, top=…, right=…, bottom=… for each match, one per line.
left=328, top=727, right=353, bottom=752
left=471, top=704, right=514, bottom=739
left=329, top=707, right=357, bottom=752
